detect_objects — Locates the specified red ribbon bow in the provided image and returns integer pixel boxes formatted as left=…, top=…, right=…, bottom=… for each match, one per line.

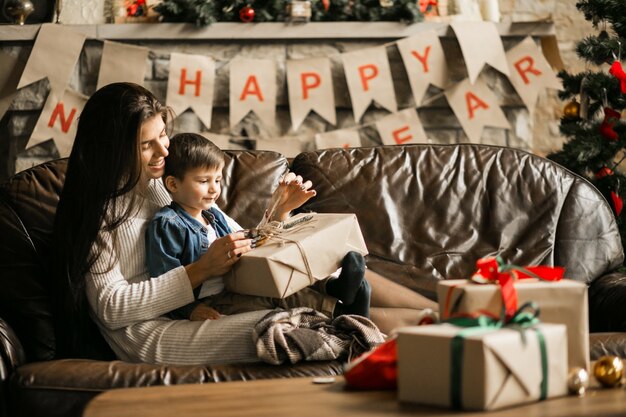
left=470, top=257, right=564, bottom=320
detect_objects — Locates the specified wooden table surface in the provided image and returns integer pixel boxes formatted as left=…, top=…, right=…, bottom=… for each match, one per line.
left=83, top=375, right=626, bottom=417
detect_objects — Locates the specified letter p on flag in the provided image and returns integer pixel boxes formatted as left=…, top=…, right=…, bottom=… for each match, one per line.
left=358, top=64, right=379, bottom=92
left=301, top=72, right=321, bottom=100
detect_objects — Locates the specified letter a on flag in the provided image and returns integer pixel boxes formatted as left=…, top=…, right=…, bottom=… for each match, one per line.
left=167, top=53, right=216, bottom=129
left=506, top=37, right=561, bottom=114
left=230, top=58, right=276, bottom=129
left=342, top=46, right=397, bottom=122
left=444, top=78, right=510, bottom=143
left=28, top=88, right=87, bottom=157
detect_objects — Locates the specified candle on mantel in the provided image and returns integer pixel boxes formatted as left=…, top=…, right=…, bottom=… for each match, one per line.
left=479, top=0, right=500, bottom=22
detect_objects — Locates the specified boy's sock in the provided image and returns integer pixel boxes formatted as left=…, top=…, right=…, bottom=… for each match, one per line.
left=326, top=251, right=366, bottom=305
left=333, top=280, right=371, bottom=318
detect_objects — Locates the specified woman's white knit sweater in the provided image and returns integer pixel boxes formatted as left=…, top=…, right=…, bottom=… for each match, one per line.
left=84, top=179, right=269, bottom=365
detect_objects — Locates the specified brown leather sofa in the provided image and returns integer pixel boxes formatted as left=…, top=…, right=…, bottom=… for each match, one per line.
left=2, top=144, right=626, bottom=417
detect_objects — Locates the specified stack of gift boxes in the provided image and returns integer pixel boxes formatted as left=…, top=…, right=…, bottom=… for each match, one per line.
left=397, top=257, right=587, bottom=410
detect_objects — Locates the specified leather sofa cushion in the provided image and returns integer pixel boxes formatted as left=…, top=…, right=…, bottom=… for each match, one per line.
left=291, top=144, right=624, bottom=299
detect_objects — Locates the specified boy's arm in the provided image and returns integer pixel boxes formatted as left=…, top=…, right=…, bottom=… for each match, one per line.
left=145, top=215, right=186, bottom=278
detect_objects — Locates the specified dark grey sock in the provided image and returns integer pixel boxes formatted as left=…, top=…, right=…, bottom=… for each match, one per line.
left=337, top=280, right=371, bottom=318
left=326, top=251, right=366, bottom=305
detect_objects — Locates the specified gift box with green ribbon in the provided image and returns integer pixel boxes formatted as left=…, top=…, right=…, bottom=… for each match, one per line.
left=397, top=304, right=568, bottom=410
left=437, top=256, right=588, bottom=370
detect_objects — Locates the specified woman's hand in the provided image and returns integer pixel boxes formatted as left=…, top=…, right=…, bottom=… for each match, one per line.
left=190, top=304, right=221, bottom=321
left=185, top=231, right=253, bottom=289
left=266, top=172, right=317, bottom=222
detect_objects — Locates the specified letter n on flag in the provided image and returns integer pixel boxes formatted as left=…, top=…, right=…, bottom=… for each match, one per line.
left=28, top=88, right=87, bottom=157
left=506, top=37, right=561, bottom=114
left=314, top=129, right=361, bottom=150
left=444, top=78, right=510, bottom=143
left=167, top=53, right=216, bottom=129
left=287, top=57, right=336, bottom=130
left=375, top=108, right=427, bottom=146
left=229, top=58, right=276, bottom=129
left=341, top=46, right=397, bottom=122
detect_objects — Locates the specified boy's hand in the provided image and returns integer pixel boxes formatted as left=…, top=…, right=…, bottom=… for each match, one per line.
left=190, top=304, right=222, bottom=321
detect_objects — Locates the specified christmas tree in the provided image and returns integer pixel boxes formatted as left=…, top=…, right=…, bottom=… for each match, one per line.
left=155, top=0, right=424, bottom=26
left=548, top=0, right=626, bottom=250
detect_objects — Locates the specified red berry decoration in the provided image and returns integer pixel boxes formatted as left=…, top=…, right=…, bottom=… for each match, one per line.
left=239, top=6, right=255, bottom=22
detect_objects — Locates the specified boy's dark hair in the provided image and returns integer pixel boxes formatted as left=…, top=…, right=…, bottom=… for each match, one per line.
left=164, top=133, right=225, bottom=185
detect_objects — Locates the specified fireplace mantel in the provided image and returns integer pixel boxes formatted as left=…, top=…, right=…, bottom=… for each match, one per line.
left=0, top=21, right=555, bottom=42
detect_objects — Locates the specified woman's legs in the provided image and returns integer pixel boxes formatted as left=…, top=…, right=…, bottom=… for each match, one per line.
left=365, top=269, right=438, bottom=334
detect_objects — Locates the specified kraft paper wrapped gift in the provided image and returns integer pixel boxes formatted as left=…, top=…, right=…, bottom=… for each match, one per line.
left=437, top=279, right=589, bottom=370
left=397, top=323, right=568, bottom=410
left=225, top=213, right=368, bottom=298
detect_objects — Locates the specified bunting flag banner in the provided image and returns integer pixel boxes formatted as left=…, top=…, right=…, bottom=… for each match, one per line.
left=314, top=128, right=361, bottom=150
left=230, top=58, right=277, bottom=129
left=0, top=51, right=26, bottom=121
left=287, top=57, right=336, bottom=130
left=450, top=21, right=510, bottom=84
left=96, top=41, right=149, bottom=90
left=396, top=32, right=450, bottom=104
left=342, top=46, right=397, bottom=122
left=167, top=53, right=216, bottom=128
left=506, top=37, right=562, bottom=114
left=445, top=77, right=510, bottom=143
left=28, top=88, right=87, bottom=157
left=200, top=132, right=248, bottom=150
left=17, top=23, right=86, bottom=92
left=255, top=136, right=302, bottom=157
left=375, top=108, right=427, bottom=145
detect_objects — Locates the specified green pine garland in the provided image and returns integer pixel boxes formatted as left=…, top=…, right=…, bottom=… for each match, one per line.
left=155, top=0, right=423, bottom=26
left=548, top=0, right=626, bottom=250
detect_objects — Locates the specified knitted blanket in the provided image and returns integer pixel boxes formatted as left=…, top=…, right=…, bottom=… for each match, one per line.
left=253, top=307, right=386, bottom=365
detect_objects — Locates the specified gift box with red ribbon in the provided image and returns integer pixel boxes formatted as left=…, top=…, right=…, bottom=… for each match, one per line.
left=437, top=257, right=589, bottom=370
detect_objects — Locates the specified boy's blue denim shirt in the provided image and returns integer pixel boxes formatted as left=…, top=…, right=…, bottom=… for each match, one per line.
left=145, top=201, right=211, bottom=280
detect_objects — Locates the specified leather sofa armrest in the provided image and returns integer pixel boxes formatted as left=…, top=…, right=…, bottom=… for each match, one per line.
left=589, top=270, right=626, bottom=332
left=0, top=317, right=26, bottom=381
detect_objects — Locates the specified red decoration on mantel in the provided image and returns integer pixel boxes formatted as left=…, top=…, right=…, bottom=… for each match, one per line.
left=239, top=6, right=255, bottom=22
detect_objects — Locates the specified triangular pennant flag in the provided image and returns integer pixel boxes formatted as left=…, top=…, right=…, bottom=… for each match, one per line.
left=450, top=21, right=510, bottom=84
left=17, top=23, right=86, bottom=92
left=96, top=41, right=149, bottom=90
left=396, top=32, right=450, bottom=104
left=230, top=58, right=276, bottom=130
left=314, top=129, right=361, bottom=150
left=167, top=52, right=216, bottom=129
left=287, top=57, right=336, bottom=130
left=198, top=132, right=249, bottom=150
left=444, top=77, right=510, bottom=143
left=0, top=50, right=26, bottom=121
left=28, top=88, right=87, bottom=157
left=342, top=46, right=397, bottom=122
left=375, top=108, right=427, bottom=145
left=506, top=37, right=562, bottom=114
left=255, top=136, right=302, bottom=158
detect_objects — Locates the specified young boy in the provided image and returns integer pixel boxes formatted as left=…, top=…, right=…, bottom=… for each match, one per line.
left=146, top=133, right=370, bottom=321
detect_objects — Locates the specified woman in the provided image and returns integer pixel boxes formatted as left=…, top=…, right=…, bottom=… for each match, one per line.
left=53, top=82, right=434, bottom=365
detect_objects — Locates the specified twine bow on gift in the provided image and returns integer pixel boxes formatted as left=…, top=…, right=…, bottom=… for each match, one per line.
left=468, top=256, right=564, bottom=321
left=445, top=302, right=548, bottom=409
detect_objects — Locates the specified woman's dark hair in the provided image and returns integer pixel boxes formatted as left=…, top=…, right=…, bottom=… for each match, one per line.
left=53, top=82, right=167, bottom=358
left=163, top=133, right=225, bottom=192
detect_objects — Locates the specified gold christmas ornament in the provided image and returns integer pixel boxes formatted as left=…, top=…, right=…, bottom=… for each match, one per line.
left=564, top=98, right=581, bottom=119
left=567, top=367, right=589, bottom=396
left=593, top=355, right=624, bottom=387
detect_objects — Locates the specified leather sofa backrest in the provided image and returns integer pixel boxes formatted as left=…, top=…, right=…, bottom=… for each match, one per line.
left=0, top=151, right=289, bottom=362
left=291, top=144, right=624, bottom=298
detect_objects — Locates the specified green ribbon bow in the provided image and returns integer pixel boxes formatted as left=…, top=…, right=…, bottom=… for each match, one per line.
left=446, top=302, right=548, bottom=409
